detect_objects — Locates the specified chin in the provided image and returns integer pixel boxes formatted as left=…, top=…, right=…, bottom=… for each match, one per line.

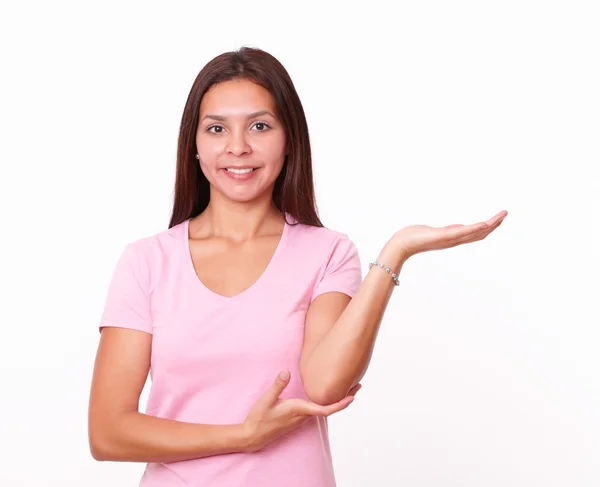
left=219, top=188, right=271, bottom=204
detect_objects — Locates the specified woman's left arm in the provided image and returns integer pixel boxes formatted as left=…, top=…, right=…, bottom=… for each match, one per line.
left=300, top=210, right=508, bottom=405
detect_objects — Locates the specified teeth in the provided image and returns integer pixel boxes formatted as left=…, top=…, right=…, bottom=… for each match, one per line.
left=226, top=168, right=254, bottom=174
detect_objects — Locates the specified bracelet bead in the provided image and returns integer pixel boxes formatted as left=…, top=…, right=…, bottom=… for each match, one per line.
left=368, top=261, right=400, bottom=286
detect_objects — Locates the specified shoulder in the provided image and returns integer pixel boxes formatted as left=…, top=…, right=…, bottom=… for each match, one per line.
left=125, top=220, right=185, bottom=256
left=285, top=220, right=359, bottom=271
left=286, top=220, right=363, bottom=299
left=286, top=219, right=355, bottom=253
left=116, top=220, right=187, bottom=288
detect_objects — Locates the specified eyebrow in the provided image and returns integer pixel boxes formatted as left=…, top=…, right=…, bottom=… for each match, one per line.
left=200, top=110, right=276, bottom=123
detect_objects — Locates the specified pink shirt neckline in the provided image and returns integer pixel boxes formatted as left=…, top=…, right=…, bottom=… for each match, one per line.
left=182, top=215, right=291, bottom=301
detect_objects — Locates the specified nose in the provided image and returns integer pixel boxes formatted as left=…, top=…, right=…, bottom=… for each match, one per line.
left=226, top=128, right=251, bottom=156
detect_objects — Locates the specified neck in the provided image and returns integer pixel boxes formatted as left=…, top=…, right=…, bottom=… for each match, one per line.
left=197, top=192, right=284, bottom=241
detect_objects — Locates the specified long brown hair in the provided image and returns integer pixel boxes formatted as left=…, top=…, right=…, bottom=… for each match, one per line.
left=168, top=47, right=323, bottom=229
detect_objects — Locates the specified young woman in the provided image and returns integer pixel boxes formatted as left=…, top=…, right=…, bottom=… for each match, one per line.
left=88, top=47, right=507, bottom=486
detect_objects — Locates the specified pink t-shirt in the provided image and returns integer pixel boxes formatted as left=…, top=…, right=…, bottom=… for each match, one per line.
left=99, top=213, right=362, bottom=487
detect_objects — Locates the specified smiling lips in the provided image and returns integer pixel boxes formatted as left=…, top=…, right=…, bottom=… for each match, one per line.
left=222, top=166, right=259, bottom=181
left=226, top=167, right=255, bottom=174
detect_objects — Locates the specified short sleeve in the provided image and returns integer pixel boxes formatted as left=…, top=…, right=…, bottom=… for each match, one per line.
left=311, top=235, right=363, bottom=302
left=98, top=242, right=153, bottom=335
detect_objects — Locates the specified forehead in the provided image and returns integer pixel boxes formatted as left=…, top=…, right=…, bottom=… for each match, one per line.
left=199, top=79, right=276, bottom=115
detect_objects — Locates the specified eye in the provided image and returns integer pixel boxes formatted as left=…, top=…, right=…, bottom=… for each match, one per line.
left=252, top=122, right=271, bottom=131
left=206, top=122, right=271, bottom=134
left=207, top=124, right=224, bottom=134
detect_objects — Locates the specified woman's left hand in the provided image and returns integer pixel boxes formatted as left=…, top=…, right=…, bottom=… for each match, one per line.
left=390, top=210, right=508, bottom=260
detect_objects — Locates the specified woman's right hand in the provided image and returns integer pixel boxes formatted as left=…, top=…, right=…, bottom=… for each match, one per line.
left=242, top=370, right=360, bottom=453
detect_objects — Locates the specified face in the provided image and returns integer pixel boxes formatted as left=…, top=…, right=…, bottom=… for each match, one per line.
left=195, top=79, right=287, bottom=203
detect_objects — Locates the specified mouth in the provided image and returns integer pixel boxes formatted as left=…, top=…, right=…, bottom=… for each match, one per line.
left=223, top=167, right=258, bottom=174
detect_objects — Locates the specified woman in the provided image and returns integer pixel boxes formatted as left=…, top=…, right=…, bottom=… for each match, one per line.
left=88, top=47, right=507, bottom=486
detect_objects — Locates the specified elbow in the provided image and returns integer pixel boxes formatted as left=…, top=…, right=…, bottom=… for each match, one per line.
left=303, top=378, right=349, bottom=406
left=90, top=447, right=107, bottom=462
left=90, top=434, right=122, bottom=462
left=89, top=410, right=138, bottom=461
left=89, top=436, right=110, bottom=462
left=88, top=422, right=117, bottom=462
left=301, top=363, right=356, bottom=406
left=307, top=391, right=343, bottom=407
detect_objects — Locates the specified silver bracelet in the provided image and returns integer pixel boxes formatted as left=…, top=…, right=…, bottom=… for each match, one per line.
left=368, top=261, right=400, bottom=286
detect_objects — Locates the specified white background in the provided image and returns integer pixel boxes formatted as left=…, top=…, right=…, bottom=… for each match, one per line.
left=1, top=1, right=598, bottom=485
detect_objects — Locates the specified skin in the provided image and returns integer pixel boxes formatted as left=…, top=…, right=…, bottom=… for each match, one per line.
left=88, top=77, right=508, bottom=462
left=301, top=210, right=507, bottom=405
left=196, top=78, right=287, bottom=208
left=88, top=79, right=360, bottom=464
left=187, top=79, right=292, bottom=299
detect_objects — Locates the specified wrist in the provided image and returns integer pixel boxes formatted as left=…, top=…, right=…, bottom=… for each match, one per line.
left=237, top=422, right=260, bottom=453
left=376, top=242, right=409, bottom=274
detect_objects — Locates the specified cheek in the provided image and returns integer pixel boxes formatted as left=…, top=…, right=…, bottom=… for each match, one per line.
left=258, top=136, right=287, bottom=165
left=196, top=142, right=224, bottom=176
left=197, top=156, right=215, bottom=180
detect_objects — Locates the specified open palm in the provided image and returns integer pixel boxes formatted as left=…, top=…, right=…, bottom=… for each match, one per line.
left=392, top=210, right=508, bottom=258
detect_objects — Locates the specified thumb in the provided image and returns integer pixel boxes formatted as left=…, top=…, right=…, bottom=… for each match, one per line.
left=263, top=370, right=291, bottom=405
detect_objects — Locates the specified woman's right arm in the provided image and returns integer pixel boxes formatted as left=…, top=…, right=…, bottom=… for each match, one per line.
left=88, top=327, right=250, bottom=463
left=88, top=327, right=358, bottom=463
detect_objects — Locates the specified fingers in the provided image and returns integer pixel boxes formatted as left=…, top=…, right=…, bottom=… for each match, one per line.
left=290, top=395, right=355, bottom=417
left=474, top=212, right=506, bottom=237
left=452, top=215, right=504, bottom=246
left=261, top=370, right=291, bottom=406
left=444, top=210, right=507, bottom=246
left=347, top=383, right=362, bottom=396
left=477, top=211, right=507, bottom=232
left=443, top=222, right=485, bottom=242
left=486, top=210, right=508, bottom=226
left=316, top=396, right=356, bottom=416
